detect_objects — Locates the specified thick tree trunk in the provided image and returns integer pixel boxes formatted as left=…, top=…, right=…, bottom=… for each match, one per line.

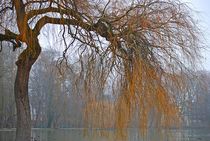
left=14, top=59, right=33, bottom=141
left=14, top=39, right=41, bottom=141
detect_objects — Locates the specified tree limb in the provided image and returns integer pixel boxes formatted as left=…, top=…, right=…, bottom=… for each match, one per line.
left=12, top=0, right=29, bottom=36
left=0, top=29, right=18, bottom=41
left=27, top=7, right=82, bottom=21
left=34, top=16, right=93, bottom=34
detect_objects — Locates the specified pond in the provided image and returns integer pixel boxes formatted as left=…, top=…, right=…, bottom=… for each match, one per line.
left=0, top=128, right=210, bottom=141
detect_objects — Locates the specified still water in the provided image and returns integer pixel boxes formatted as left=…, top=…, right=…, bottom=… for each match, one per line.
left=0, top=128, right=210, bottom=141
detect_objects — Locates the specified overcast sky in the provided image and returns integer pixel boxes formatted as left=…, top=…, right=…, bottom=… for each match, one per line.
left=183, top=0, right=210, bottom=70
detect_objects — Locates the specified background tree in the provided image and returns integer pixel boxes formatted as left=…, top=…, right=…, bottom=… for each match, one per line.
left=0, top=0, right=203, bottom=141
left=0, top=43, right=17, bottom=128
left=29, top=49, right=83, bottom=128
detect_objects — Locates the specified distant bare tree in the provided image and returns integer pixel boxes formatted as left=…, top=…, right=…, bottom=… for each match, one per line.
left=0, top=46, right=17, bottom=128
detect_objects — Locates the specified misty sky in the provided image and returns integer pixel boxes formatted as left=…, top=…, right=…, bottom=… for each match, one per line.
left=183, top=0, right=210, bottom=70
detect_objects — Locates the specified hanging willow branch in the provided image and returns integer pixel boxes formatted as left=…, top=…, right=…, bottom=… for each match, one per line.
left=0, top=0, right=204, bottom=138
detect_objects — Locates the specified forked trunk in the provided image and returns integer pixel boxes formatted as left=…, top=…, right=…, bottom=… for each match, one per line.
left=14, top=39, right=41, bottom=141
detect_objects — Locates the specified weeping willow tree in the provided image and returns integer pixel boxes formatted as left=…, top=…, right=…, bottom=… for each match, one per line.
left=0, top=0, right=203, bottom=141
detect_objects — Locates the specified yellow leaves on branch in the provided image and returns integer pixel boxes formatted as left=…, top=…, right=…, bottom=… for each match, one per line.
left=83, top=57, right=181, bottom=137
left=84, top=100, right=115, bottom=129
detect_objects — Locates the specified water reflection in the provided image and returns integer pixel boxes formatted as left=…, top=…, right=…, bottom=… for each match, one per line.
left=0, top=128, right=210, bottom=141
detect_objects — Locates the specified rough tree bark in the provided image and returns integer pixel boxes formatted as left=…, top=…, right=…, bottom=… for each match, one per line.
left=14, top=37, right=41, bottom=141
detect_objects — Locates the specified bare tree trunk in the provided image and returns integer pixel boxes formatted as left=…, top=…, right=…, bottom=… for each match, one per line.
left=14, top=39, right=41, bottom=141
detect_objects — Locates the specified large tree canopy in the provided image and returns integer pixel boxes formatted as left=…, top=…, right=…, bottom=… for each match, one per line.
left=0, top=0, right=203, bottom=140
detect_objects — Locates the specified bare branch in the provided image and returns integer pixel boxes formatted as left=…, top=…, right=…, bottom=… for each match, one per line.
left=0, top=6, right=13, bottom=13
left=0, top=29, right=18, bottom=41
left=34, top=16, right=93, bottom=33
left=26, top=7, right=82, bottom=21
